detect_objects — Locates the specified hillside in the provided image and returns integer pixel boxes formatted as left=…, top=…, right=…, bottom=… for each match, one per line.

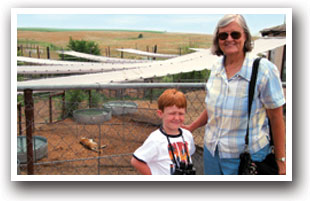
left=17, top=29, right=213, bottom=59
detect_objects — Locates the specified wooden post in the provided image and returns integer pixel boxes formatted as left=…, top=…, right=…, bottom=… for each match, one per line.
left=153, top=45, right=157, bottom=60
left=267, top=50, right=271, bottom=60
left=46, top=46, right=50, bottom=59
left=37, top=46, right=40, bottom=58
left=146, top=46, right=149, bottom=60
left=280, top=45, right=286, bottom=81
left=121, top=47, right=123, bottom=58
left=20, top=45, right=24, bottom=56
left=24, top=89, right=34, bottom=175
left=18, top=103, right=22, bottom=136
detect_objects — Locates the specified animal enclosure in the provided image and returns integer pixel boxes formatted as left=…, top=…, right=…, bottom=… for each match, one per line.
left=17, top=84, right=206, bottom=175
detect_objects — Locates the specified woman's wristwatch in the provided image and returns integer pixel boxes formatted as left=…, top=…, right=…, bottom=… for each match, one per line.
left=276, top=157, right=286, bottom=162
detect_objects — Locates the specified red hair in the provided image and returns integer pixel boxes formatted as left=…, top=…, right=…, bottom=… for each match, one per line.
left=157, top=89, right=187, bottom=112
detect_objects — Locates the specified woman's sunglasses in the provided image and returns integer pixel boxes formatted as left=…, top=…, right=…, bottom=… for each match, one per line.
left=218, top=31, right=242, bottom=40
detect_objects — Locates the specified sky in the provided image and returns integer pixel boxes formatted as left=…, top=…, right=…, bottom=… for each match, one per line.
left=16, top=13, right=286, bottom=36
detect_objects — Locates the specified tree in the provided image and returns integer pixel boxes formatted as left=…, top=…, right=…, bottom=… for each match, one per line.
left=60, top=37, right=101, bottom=61
left=138, top=33, right=143, bottom=39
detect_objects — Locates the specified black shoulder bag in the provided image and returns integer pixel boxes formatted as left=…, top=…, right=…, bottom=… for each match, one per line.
left=238, top=58, right=279, bottom=175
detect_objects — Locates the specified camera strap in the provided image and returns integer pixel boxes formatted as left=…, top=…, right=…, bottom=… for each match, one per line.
left=160, top=127, right=191, bottom=167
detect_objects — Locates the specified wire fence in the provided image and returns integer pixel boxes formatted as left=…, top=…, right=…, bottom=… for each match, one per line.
left=17, top=83, right=206, bottom=175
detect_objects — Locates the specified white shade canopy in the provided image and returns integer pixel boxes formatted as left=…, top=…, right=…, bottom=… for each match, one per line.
left=57, top=50, right=152, bottom=63
left=116, top=48, right=178, bottom=58
left=17, top=37, right=286, bottom=91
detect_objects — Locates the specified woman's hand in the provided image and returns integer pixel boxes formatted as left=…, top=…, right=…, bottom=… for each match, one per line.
left=182, top=109, right=208, bottom=133
left=181, top=124, right=193, bottom=132
left=267, top=107, right=286, bottom=175
left=277, top=160, right=286, bottom=175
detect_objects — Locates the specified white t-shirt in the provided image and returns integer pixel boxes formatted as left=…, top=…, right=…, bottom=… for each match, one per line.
left=133, top=127, right=196, bottom=175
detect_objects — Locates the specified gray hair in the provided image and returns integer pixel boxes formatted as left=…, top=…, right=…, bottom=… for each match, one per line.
left=211, top=14, right=253, bottom=56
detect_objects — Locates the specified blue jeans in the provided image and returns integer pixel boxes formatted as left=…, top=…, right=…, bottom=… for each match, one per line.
left=203, top=144, right=270, bottom=175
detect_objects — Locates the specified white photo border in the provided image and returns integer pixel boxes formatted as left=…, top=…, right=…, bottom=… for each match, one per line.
left=11, top=7, right=292, bottom=181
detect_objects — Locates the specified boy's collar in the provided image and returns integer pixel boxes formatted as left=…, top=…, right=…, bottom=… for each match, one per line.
left=159, top=126, right=183, bottom=138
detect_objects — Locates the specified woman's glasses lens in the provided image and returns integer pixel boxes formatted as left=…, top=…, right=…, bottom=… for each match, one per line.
left=218, top=31, right=241, bottom=40
left=231, top=32, right=241, bottom=39
left=218, top=32, right=228, bottom=40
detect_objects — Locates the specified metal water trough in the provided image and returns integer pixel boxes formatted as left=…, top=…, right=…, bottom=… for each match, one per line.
left=103, top=101, right=138, bottom=116
left=17, top=136, right=48, bottom=164
left=73, top=108, right=112, bottom=125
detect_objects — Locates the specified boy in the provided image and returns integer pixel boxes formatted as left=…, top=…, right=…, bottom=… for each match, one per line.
left=131, top=89, right=196, bottom=175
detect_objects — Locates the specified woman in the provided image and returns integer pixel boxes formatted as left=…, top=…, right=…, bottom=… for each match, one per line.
left=183, top=14, right=286, bottom=175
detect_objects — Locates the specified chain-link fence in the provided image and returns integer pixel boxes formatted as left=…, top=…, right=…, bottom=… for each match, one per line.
left=17, top=83, right=206, bottom=175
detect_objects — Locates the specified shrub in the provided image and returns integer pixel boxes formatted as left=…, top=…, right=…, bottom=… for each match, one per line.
left=59, top=37, right=101, bottom=61
left=89, top=90, right=102, bottom=108
left=64, top=90, right=87, bottom=117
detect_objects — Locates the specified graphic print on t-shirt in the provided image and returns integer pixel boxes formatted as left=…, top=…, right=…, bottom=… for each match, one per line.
left=168, top=141, right=189, bottom=168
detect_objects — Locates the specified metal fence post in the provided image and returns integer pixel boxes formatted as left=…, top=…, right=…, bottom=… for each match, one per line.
left=150, top=79, right=153, bottom=103
left=49, top=93, right=53, bottom=123
left=24, top=89, right=34, bottom=175
left=62, top=91, right=66, bottom=119
left=88, top=90, right=92, bottom=108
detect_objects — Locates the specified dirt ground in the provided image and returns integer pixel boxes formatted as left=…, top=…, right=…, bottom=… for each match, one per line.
left=18, top=116, right=156, bottom=175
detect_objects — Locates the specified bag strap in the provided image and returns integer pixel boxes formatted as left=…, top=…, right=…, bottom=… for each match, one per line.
left=245, top=57, right=274, bottom=151
left=245, top=58, right=261, bottom=147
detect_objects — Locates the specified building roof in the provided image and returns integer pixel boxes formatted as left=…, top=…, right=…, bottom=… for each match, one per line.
left=260, top=24, right=286, bottom=36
